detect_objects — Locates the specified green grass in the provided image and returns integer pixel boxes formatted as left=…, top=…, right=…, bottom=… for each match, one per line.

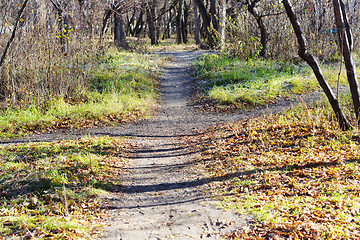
left=193, top=54, right=349, bottom=109
left=196, top=100, right=360, bottom=239
left=0, top=136, right=130, bottom=239
left=0, top=50, right=162, bottom=139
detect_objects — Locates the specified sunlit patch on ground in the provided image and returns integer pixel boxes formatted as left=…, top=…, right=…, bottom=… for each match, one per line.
left=0, top=136, right=132, bottom=239
left=196, top=105, right=360, bottom=239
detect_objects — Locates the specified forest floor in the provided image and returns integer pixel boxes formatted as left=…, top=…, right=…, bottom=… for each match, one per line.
left=1, top=51, right=318, bottom=239
left=98, top=50, right=313, bottom=240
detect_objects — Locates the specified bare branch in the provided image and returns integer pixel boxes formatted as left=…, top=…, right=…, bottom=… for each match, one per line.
left=0, top=0, right=29, bottom=69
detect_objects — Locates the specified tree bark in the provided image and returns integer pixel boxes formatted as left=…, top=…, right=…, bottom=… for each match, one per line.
left=99, top=8, right=112, bottom=45
left=182, top=0, right=189, bottom=44
left=162, top=9, right=172, bottom=39
left=210, top=0, right=218, bottom=30
left=126, top=10, right=136, bottom=36
left=50, top=0, right=68, bottom=54
left=219, top=0, right=226, bottom=49
left=176, top=0, right=184, bottom=44
left=339, top=0, right=353, bottom=50
left=134, top=10, right=145, bottom=37
left=333, top=0, right=360, bottom=121
left=247, top=3, right=267, bottom=57
left=193, top=0, right=201, bottom=44
left=282, top=0, right=351, bottom=130
left=114, top=8, right=128, bottom=49
left=194, top=0, right=215, bottom=48
left=147, top=1, right=158, bottom=45
left=77, top=0, right=86, bottom=37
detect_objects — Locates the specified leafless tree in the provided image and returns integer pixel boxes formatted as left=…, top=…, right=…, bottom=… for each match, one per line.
left=219, top=0, right=227, bottom=49
left=333, top=0, right=360, bottom=122
left=193, top=0, right=201, bottom=44
left=282, top=0, right=358, bottom=130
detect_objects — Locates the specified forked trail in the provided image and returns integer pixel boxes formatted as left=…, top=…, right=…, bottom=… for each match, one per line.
left=0, top=51, right=295, bottom=239
left=100, top=51, right=288, bottom=240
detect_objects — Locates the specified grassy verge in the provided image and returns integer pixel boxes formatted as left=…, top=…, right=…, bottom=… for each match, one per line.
left=196, top=100, right=360, bottom=239
left=0, top=50, right=162, bottom=139
left=193, top=54, right=348, bottom=110
left=0, top=136, right=131, bottom=239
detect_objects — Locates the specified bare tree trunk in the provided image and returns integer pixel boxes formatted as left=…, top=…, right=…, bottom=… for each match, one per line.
left=87, top=1, right=95, bottom=39
left=282, top=0, right=351, bottom=130
left=194, top=0, right=215, bottom=48
left=193, top=0, right=201, bottom=44
left=162, top=10, right=171, bottom=39
left=182, top=0, right=189, bottom=44
left=0, top=0, right=29, bottom=69
left=176, top=0, right=184, bottom=44
left=312, top=0, right=320, bottom=35
left=147, top=1, right=158, bottom=45
left=113, top=1, right=129, bottom=49
left=210, top=0, right=218, bottom=30
left=77, top=0, right=93, bottom=39
left=219, top=0, right=226, bottom=49
left=50, top=0, right=69, bottom=54
left=0, top=0, right=29, bottom=99
left=340, top=0, right=353, bottom=50
left=77, top=0, right=86, bottom=37
left=126, top=10, right=136, bottom=36
left=333, top=0, right=360, bottom=121
left=114, top=9, right=128, bottom=49
left=247, top=3, right=267, bottom=57
left=99, top=8, right=112, bottom=45
left=134, top=10, right=145, bottom=37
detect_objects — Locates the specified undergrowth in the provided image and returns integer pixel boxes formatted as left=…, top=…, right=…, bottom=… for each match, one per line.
left=196, top=99, right=360, bottom=239
left=0, top=50, right=162, bottom=139
left=0, top=136, right=131, bottom=239
left=193, top=54, right=348, bottom=110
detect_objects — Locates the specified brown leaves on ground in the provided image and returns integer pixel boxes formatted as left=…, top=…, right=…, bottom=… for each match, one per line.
left=0, top=137, right=133, bottom=239
left=196, top=110, right=360, bottom=239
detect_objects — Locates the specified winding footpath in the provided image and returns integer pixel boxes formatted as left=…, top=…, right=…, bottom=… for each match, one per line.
left=101, top=51, right=253, bottom=240
left=1, top=51, right=301, bottom=239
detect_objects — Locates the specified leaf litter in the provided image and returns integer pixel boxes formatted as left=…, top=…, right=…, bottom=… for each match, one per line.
left=195, top=107, right=360, bottom=239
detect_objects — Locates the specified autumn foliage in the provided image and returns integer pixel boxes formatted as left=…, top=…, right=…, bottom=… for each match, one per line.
left=197, top=106, right=360, bottom=239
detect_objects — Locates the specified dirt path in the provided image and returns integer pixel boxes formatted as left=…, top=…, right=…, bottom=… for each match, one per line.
left=0, top=51, right=312, bottom=239
left=100, top=51, right=299, bottom=240
left=0, top=51, right=293, bottom=145
left=101, top=51, right=252, bottom=240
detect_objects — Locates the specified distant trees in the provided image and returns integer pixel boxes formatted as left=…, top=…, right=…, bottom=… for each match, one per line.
left=102, top=0, right=139, bottom=49
left=1, top=0, right=359, bottom=56
left=233, top=0, right=269, bottom=57
left=0, top=0, right=359, bottom=129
